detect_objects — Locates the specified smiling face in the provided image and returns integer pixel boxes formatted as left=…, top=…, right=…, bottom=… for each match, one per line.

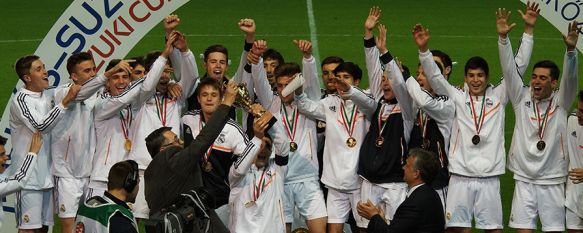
left=264, top=58, right=280, bottom=88
left=254, top=136, right=273, bottom=169
left=464, top=68, right=488, bottom=96
left=131, top=64, right=146, bottom=82
left=204, top=52, right=228, bottom=81
left=0, top=145, right=7, bottom=174
left=322, top=63, right=340, bottom=92
left=24, top=59, right=50, bottom=92
left=156, top=64, right=173, bottom=94
left=530, top=67, right=557, bottom=100
left=416, top=65, right=433, bottom=95
left=106, top=71, right=131, bottom=96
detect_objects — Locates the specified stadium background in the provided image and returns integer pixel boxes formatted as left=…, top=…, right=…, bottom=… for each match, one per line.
left=0, top=0, right=581, bottom=232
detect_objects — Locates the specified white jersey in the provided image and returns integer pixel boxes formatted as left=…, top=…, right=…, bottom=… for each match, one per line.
left=51, top=75, right=107, bottom=178
left=228, top=120, right=289, bottom=233
left=499, top=35, right=576, bottom=184
left=250, top=56, right=321, bottom=183
left=296, top=88, right=373, bottom=190
left=128, top=50, right=198, bottom=169
left=0, top=153, right=37, bottom=228
left=91, top=56, right=166, bottom=182
left=566, top=114, right=583, bottom=218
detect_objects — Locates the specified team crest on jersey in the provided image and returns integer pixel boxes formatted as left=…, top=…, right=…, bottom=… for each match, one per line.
left=218, top=133, right=226, bottom=143
left=75, top=222, right=85, bottom=233
left=60, top=204, right=66, bottom=212
left=486, top=98, right=493, bottom=107
left=23, top=214, right=30, bottom=223
left=185, top=126, right=191, bottom=135
left=329, top=106, right=336, bottom=112
left=525, top=100, right=531, bottom=108
left=572, top=131, right=577, bottom=138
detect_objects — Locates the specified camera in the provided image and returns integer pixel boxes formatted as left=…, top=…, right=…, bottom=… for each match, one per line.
left=145, top=188, right=215, bottom=233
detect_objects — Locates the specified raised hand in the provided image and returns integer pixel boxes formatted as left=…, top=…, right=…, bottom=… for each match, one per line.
left=519, top=1, right=540, bottom=34
left=412, top=23, right=430, bottom=52
left=162, top=31, right=179, bottom=58
left=375, top=24, right=388, bottom=54
left=167, top=83, right=182, bottom=100
left=293, top=40, right=312, bottom=58
left=364, top=6, right=381, bottom=38
left=252, top=40, right=268, bottom=56
left=333, top=76, right=351, bottom=98
left=105, top=59, right=135, bottom=78
left=238, top=18, right=256, bottom=43
left=173, top=31, right=188, bottom=52
left=164, top=15, right=180, bottom=34
left=62, top=84, right=81, bottom=107
left=29, top=131, right=43, bottom=155
left=223, top=80, right=238, bottom=106
left=564, top=21, right=580, bottom=51
left=496, top=8, right=516, bottom=38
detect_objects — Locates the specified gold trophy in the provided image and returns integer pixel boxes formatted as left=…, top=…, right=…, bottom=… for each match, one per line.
left=233, top=83, right=265, bottom=117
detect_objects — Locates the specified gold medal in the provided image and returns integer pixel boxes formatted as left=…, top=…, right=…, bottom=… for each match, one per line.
left=244, top=201, right=255, bottom=208
left=375, top=136, right=384, bottom=147
left=124, top=139, right=132, bottom=152
left=290, top=142, right=298, bottom=152
left=346, top=137, right=357, bottom=148
left=202, top=161, right=213, bottom=172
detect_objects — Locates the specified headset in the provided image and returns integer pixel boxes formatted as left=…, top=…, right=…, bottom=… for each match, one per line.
left=123, top=160, right=139, bottom=193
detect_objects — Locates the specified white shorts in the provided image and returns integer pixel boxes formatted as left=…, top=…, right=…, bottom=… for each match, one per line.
left=15, top=189, right=54, bottom=229
left=326, top=187, right=361, bottom=224
left=283, top=180, right=327, bottom=223
left=509, top=180, right=565, bottom=232
left=54, top=177, right=89, bottom=218
left=435, top=186, right=448, bottom=215
left=567, top=208, right=583, bottom=230
left=133, top=171, right=149, bottom=219
left=87, top=180, right=107, bottom=198
left=445, top=175, right=502, bottom=230
left=357, top=179, right=407, bottom=228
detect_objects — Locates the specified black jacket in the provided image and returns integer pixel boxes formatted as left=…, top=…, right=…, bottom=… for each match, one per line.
left=368, top=184, right=445, bottom=233
left=408, top=114, right=449, bottom=190
left=145, top=104, right=232, bottom=233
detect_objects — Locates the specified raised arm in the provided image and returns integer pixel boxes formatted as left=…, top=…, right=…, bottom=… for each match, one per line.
left=249, top=40, right=277, bottom=108
left=515, top=2, right=539, bottom=76
left=0, top=132, right=41, bottom=196
left=172, top=32, right=199, bottom=100
left=294, top=40, right=321, bottom=100
left=334, top=76, right=377, bottom=117
left=295, top=92, right=326, bottom=121
left=406, top=78, right=455, bottom=124
left=164, top=15, right=184, bottom=82
left=233, top=18, right=256, bottom=84
left=386, top=60, right=415, bottom=122
left=363, top=6, right=384, bottom=99
left=558, top=21, right=580, bottom=108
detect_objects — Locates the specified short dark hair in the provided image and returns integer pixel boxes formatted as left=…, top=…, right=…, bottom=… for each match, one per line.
left=107, top=160, right=136, bottom=190
left=14, top=55, right=40, bottom=82
left=464, top=56, right=489, bottom=77
left=263, top=49, right=284, bottom=65
left=204, top=44, right=228, bottom=63
left=66, top=52, right=93, bottom=75
left=334, top=62, right=363, bottom=81
left=106, top=59, right=121, bottom=72
left=533, top=60, right=560, bottom=81
left=321, top=56, right=344, bottom=67
left=144, top=51, right=172, bottom=72
left=578, top=90, right=583, bottom=102
left=431, top=50, right=452, bottom=71
left=0, top=136, right=7, bottom=146
left=145, top=127, right=173, bottom=157
left=129, top=56, right=145, bottom=70
left=196, top=78, right=224, bottom=98
left=409, top=148, right=440, bottom=184
left=274, top=62, right=301, bottom=81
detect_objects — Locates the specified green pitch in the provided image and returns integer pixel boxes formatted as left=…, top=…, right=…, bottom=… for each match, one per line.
left=1, top=0, right=580, bottom=232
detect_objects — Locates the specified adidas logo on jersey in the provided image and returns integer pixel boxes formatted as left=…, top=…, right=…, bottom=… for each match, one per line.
left=329, top=106, right=336, bottom=112
left=525, top=101, right=531, bottom=108
left=572, top=131, right=577, bottom=138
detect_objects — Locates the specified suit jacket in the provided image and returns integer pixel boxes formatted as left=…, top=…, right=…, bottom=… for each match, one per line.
left=145, top=104, right=232, bottom=233
left=368, top=184, right=445, bottom=233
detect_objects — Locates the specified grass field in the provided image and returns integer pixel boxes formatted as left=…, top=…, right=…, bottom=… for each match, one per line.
left=0, top=0, right=582, bottom=232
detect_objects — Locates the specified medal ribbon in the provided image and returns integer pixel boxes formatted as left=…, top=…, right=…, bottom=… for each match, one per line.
left=418, top=110, right=430, bottom=140
left=154, top=95, right=168, bottom=126
left=253, top=169, right=268, bottom=201
left=533, top=97, right=554, bottom=140
left=281, top=104, right=299, bottom=143
left=200, top=117, right=214, bottom=162
left=377, top=103, right=396, bottom=138
left=340, top=101, right=359, bottom=138
left=119, top=107, right=132, bottom=140
left=469, top=94, right=486, bottom=136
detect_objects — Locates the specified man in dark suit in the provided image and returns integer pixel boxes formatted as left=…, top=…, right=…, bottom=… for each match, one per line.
left=357, top=148, right=445, bottom=233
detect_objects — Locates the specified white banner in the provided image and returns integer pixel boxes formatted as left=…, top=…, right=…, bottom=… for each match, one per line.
left=0, top=0, right=189, bottom=231
left=520, top=0, right=583, bottom=52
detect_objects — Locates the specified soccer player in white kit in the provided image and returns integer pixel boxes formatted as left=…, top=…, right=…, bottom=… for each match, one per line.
left=566, top=91, right=583, bottom=233
left=0, top=133, right=41, bottom=229
left=87, top=34, right=176, bottom=199
left=497, top=4, right=579, bottom=232
left=228, top=106, right=289, bottom=233
left=246, top=39, right=327, bottom=233
left=296, top=61, right=374, bottom=233
left=420, top=8, right=534, bottom=233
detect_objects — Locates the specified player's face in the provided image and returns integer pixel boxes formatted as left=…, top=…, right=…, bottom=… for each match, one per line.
left=71, top=60, right=96, bottom=85
left=156, top=64, right=173, bottom=95
left=381, top=75, right=395, bottom=101
left=254, top=137, right=273, bottom=169
left=0, top=145, right=7, bottom=174
left=24, top=59, right=49, bottom=92
left=530, top=67, right=557, bottom=100
left=402, top=156, right=419, bottom=185
left=322, top=63, right=340, bottom=92
left=130, top=64, right=146, bottom=82
left=432, top=56, right=450, bottom=79
left=264, top=58, right=279, bottom=88
left=204, top=52, right=228, bottom=82
left=198, top=85, right=222, bottom=115
left=416, top=65, right=433, bottom=95
left=336, top=71, right=359, bottom=87
left=106, top=71, right=130, bottom=96
left=276, top=75, right=295, bottom=104
left=577, top=101, right=583, bottom=126
left=464, top=68, right=488, bottom=96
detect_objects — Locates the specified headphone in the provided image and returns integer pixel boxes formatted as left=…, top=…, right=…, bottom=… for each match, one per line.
left=123, top=160, right=139, bottom=193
